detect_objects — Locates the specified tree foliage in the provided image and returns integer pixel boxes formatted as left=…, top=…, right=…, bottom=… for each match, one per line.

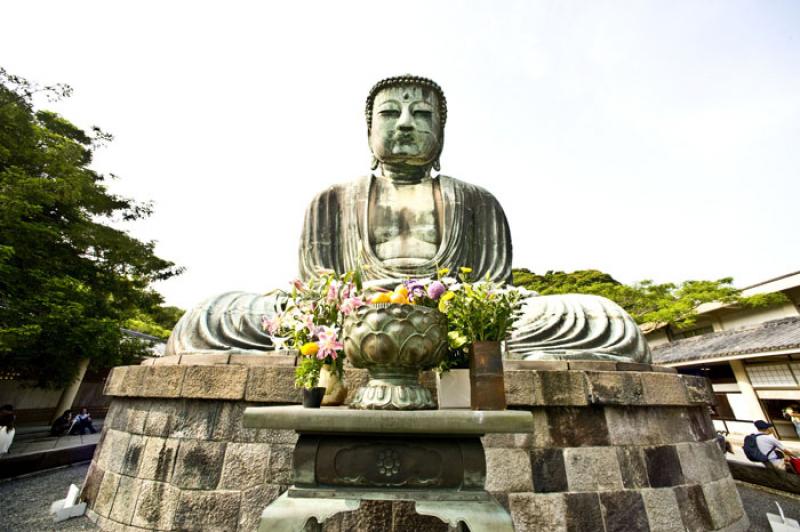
left=124, top=305, right=185, bottom=340
left=0, top=68, right=182, bottom=387
left=512, top=268, right=788, bottom=328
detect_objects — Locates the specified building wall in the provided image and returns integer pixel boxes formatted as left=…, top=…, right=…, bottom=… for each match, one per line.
left=0, top=378, right=111, bottom=423
left=717, top=302, right=799, bottom=332
left=645, top=329, right=670, bottom=348
left=0, top=380, right=62, bottom=411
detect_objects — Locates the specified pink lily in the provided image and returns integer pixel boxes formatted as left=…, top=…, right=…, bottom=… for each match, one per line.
left=262, top=315, right=281, bottom=335
left=317, top=327, right=343, bottom=360
left=339, top=296, right=365, bottom=316
left=326, top=281, right=340, bottom=303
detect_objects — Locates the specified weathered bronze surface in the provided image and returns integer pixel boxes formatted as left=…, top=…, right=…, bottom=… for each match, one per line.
left=469, top=341, right=506, bottom=411
left=343, top=304, right=447, bottom=410
left=166, top=74, right=651, bottom=364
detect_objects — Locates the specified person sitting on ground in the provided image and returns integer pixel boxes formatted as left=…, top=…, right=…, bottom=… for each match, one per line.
left=744, top=420, right=794, bottom=470
left=50, top=410, right=73, bottom=436
left=0, top=404, right=16, bottom=453
left=69, top=407, right=97, bottom=435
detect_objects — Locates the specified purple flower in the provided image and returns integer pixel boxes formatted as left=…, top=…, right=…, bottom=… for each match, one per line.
left=427, top=280, right=446, bottom=300
left=406, top=280, right=426, bottom=301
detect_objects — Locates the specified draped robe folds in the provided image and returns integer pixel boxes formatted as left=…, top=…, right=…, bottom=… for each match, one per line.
left=299, top=175, right=512, bottom=285
left=166, top=175, right=651, bottom=363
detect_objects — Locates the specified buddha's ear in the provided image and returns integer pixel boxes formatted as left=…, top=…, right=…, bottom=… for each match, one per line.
left=433, top=159, right=441, bottom=172
left=370, top=156, right=379, bottom=171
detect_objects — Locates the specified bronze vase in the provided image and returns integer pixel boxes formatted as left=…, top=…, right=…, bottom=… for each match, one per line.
left=469, top=341, right=506, bottom=411
left=343, top=304, right=448, bottom=410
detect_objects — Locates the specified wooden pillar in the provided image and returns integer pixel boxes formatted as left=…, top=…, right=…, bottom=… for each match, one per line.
left=730, top=359, right=767, bottom=421
left=51, top=358, right=90, bottom=423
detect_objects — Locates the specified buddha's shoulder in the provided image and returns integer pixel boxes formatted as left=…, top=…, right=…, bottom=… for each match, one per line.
left=307, top=177, right=370, bottom=203
left=439, top=175, right=502, bottom=205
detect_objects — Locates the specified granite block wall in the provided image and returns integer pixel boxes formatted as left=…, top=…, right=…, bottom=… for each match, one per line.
left=82, top=357, right=748, bottom=531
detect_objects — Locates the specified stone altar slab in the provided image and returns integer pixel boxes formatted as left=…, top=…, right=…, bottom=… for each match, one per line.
left=242, top=405, right=534, bottom=435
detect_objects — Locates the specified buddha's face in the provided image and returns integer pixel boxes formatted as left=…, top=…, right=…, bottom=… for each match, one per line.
left=369, top=85, right=443, bottom=167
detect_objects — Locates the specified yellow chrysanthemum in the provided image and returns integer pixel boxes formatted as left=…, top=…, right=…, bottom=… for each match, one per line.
left=300, top=342, right=319, bottom=356
left=389, top=292, right=409, bottom=304
left=371, top=292, right=391, bottom=304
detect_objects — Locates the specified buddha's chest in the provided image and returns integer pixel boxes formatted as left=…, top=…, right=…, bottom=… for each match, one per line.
left=368, top=178, right=441, bottom=264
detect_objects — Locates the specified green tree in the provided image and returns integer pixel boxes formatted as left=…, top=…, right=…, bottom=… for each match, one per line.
left=124, top=305, right=185, bottom=340
left=0, top=68, right=182, bottom=387
left=512, top=268, right=787, bottom=328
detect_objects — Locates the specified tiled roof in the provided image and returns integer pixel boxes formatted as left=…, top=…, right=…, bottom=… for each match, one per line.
left=651, top=317, right=800, bottom=365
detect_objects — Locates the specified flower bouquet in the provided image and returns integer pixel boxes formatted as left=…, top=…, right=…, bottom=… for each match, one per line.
left=435, top=267, right=523, bottom=410
left=263, top=271, right=365, bottom=407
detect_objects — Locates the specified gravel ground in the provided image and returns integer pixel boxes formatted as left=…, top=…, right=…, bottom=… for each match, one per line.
left=3, top=464, right=800, bottom=531
left=738, top=481, right=800, bottom=531
left=0, top=462, right=96, bottom=531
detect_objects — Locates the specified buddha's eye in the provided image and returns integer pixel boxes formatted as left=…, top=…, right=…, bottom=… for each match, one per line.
left=379, top=110, right=400, bottom=118
left=414, top=110, right=432, bottom=119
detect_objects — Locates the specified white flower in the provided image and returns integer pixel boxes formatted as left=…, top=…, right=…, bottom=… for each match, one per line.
left=270, top=336, right=291, bottom=350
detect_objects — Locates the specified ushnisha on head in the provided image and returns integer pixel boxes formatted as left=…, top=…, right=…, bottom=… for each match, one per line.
left=365, top=75, right=447, bottom=177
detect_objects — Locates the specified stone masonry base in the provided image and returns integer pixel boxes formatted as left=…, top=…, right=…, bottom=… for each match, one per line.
left=81, top=358, right=748, bottom=531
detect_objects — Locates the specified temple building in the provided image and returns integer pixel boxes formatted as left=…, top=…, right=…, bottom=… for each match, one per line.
left=647, top=270, right=800, bottom=439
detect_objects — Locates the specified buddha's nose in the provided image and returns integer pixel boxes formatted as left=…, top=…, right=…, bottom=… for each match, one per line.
left=397, top=109, right=414, bottom=131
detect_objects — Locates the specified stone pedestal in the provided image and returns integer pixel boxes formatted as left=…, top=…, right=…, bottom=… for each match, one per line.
left=243, top=407, right=527, bottom=531
left=82, top=357, right=747, bottom=531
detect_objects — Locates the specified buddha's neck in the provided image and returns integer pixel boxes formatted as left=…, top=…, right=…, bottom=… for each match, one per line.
left=377, top=162, right=432, bottom=184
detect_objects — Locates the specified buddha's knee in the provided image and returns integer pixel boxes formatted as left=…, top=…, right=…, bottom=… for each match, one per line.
left=507, top=293, right=651, bottom=363
left=165, top=291, right=282, bottom=356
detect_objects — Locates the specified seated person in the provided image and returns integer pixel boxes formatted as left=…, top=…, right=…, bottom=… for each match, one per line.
left=69, top=407, right=97, bottom=435
left=166, top=75, right=650, bottom=364
left=51, top=410, right=73, bottom=436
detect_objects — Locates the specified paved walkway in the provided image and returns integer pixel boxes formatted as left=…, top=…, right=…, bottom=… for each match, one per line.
left=4, top=422, right=103, bottom=456
left=1, top=421, right=104, bottom=480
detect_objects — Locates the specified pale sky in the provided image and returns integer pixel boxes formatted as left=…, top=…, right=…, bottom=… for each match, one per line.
left=3, top=1, right=799, bottom=309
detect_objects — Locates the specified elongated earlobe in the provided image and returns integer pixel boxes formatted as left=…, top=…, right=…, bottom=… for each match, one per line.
left=433, top=159, right=441, bottom=172
left=370, top=156, right=379, bottom=171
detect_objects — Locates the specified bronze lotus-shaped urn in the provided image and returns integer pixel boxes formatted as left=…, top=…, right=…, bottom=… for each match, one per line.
left=343, top=304, right=448, bottom=410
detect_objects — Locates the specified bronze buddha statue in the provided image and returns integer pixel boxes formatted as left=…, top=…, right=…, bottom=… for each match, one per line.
left=166, top=75, right=650, bottom=363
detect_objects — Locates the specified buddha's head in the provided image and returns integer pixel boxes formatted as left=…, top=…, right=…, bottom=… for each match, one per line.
left=366, top=75, right=447, bottom=174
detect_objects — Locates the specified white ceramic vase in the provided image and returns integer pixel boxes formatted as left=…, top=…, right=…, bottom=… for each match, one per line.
left=435, top=368, right=471, bottom=409
left=319, top=365, right=347, bottom=406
